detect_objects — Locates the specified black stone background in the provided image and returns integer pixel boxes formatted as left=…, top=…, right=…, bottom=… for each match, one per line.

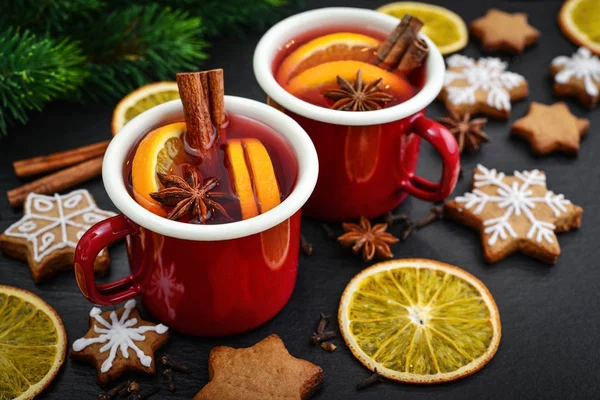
left=1, top=0, right=599, bottom=399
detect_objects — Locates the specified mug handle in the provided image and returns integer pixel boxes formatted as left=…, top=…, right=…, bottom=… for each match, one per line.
left=401, top=114, right=460, bottom=202
left=74, top=214, right=141, bottom=305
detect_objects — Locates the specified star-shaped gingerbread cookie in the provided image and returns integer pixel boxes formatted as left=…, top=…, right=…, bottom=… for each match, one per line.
left=445, top=165, right=582, bottom=264
left=194, top=334, right=323, bottom=400
left=470, top=9, right=540, bottom=54
left=551, top=47, right=600, bottom=108
left=70, top=299, right=169, bottom=385
left=511, top=102, right=590, bottom=155
left=439, top=55, right=528, bottom=119
left=0, top=189, right=115, bottom=282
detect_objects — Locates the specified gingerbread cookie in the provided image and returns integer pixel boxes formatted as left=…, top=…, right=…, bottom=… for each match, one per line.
left=470, top=9, right=540, bottom=54
left=511, top=102, right=590, bottom=155
left=439, top=55, right=528, bottom=119
left=551, top=47, right=600, bottom=108
left=445, top=165, right=582, bottom=264
left=70, top=299, right=169, bottom=385
left=194, top=334, right=323, bottom=400
left=0, top=190, right=114, bottom=282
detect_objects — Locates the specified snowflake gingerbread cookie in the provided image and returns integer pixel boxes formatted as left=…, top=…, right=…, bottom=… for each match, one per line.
left=0, top=189, right=115, bottom=282
left=551, top=47, right=600, bottom=108
left=70, top=299, right=169, bottom=385
left=445, top=165, right=582, bottom=264
left=439, top=55, right=528, bottom=119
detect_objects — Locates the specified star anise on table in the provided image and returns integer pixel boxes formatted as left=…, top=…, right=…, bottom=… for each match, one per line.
left=323, top=70, right=395, bottom=111
left=338, top=216, right=399, bottom=262
left=149, top=163, right=232, bottom=223
left=437, top=111, right=489, bottom=153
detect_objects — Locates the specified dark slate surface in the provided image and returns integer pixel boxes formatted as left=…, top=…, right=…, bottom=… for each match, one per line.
left=1, top=0, right=599, bottom=399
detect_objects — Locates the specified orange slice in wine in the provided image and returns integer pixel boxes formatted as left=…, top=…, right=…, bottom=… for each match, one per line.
left=131, top=122, right=186, bottom=216
left=286, top=60, right=414, bottom=99
left=226, top=139, right=259, bottom=220
left=277, top=33, right=381, bottom=83
left=345, top=125, right=382, bottom=183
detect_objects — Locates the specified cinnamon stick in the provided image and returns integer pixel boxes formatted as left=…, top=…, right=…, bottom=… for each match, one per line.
left=376, top=14, right=428, bottom=72
left=13, top=140, right=110, bottom=178
left=7, top=156, right=103, bottom=207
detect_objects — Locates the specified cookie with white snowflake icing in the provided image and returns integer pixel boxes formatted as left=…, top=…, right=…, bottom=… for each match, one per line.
left=0, top=189, right=115, bottom=282
left=439, top=55, right=528, bottom=119
left=70, top=299, right=169, bottom=385
left=445, top=165, right=582, bottom=264
left=551, top=47, right=600, bottom=108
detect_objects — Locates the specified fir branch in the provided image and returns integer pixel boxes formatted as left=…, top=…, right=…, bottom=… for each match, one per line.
left=0, top=28, right=87, bottom=134
left=74, top=4, right=208, bottom=101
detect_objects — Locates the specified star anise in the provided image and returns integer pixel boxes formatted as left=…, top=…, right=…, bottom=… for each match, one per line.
left=437, top=111, right=489, bottom=153
left=338, top=216, right=399, bottom=262
left=323, top=70, right=395, bottom=111
left=149, top=164, right=232, bottom=223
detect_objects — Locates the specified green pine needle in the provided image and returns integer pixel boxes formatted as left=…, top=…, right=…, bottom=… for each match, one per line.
left=0, top=28, right=87, bottom=134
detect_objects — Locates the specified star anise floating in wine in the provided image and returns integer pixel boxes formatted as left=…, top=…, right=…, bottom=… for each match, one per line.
left=150, top=163, right=232, bottom=223
left=338, top=216, right=399, bottom=262
left=323, top=70, right=395, bottom=111
left=437, top=111, right=489, bottom=153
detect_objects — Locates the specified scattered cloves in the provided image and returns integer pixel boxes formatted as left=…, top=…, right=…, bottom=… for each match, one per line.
left=320, top=223, right=336, bottom=240
left=160, top=355, right=191, bottom=374
left=300, top=234, right=313, bottom=256
left=163, top=369, right=175, bottom=392
left=316, top=313, right=329, bottom=335
left=321, top=341, right=337, bottom=352
left=311, top=330, right=337, bottom=344
left=400, top=221, right=413, bottom=241
left=128, top=386, right=160, bottom=400
left=356, top=369, right=384, bottom=391
left=415, top=205, right=444, bottom=229
left=384, top=211, right=408, bottom=227
left=118, top=380, right=139, bottom=397
left=99, top=381, right=129, bottom=400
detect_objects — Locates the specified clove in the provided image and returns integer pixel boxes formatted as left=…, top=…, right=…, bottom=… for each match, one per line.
left=384, top=211, right=408, bottom=227
left=128, top=386, right=160, bottom=400
left=400, top=221, right=413, bottom=241
left=99, top=381, right=129, bottom=400
left=118, top=381, right=140, bottom=397
left=311, top=330, right=337, bottom=344
left=320, top=223, right=336, bottom=240
left=321, top=342, right=337, bottom=352
left=415, top=205, right=444, bottom=230
left=163, top=368, right=176, bottom=392
left=300, top=234, right=313, bottom=256
left=160, top=355, right=191, bottom=374
left=356, top=369, right=384, bottom=391
left=316, top=313, right=329, bottom=335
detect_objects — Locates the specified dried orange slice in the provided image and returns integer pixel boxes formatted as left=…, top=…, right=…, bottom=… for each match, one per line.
left=0, top=285, right=67, bottom=399
left=131, top=122, right=186, bottom=215
left=112, top=82, right=180, bottom=135
left=559, top=0, right=600, bottom=55
left=277, top=33, right=380, bottom=83
left=339, top=259, right=501, bottom=384
left=286, top=61, right=414, bottom=99
left=344, top=125, right=381, bottom=183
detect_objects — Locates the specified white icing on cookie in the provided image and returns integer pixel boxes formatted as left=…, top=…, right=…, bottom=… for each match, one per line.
left=455, top=165, right=571, bottom=246
left=72, top=300, right=168, bottom=373
left=552, top=47, right=600, bottom=97
left=445, top=55, right=525, bottom=111
left=3, top=190, right=115, bottom=262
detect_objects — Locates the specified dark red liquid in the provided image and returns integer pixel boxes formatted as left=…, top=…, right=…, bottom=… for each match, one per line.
left=273, top=25, right=426, bottom=108
left=123, top=113, right=298, bottom=224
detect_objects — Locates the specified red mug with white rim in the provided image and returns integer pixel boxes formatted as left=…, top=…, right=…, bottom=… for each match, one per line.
left=253, top=7, right=460, bottom=221
left=74, top=97, right=319, bottom=336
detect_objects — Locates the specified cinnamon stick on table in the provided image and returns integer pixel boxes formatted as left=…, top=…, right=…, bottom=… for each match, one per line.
left=13, top=140, right=110, bottom=178
left=376, top=14, right=429, bottom=72
left=7, top=156, right=103, bottom=207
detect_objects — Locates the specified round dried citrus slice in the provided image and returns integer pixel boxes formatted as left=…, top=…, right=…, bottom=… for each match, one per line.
left=339, top=259, right=501, bottom=384
left=0, top=285, right=67, bottom=400
left=112, top=81, right=180, bottom=135
left=377, top=2, right=468, bottom=55
left=277, top=32, right=381, bottom=83
left=286, top=60, right=414, bottom=99
left=131, top=122, right=186, bottom=215
left=559, top=0, right=600, bottom=55
left=344, top=125, right=381, bottom=183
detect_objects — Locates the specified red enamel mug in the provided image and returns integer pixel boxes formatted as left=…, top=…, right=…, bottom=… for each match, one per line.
left=253, top=7, right=460, bottom=221
left=74, top=97, right=319, bottom=336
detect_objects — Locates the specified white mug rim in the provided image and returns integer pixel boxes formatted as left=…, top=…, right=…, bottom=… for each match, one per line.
left=103, top=96, right=319, bottom=241
left=253, top=7, right=445, bottom=126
